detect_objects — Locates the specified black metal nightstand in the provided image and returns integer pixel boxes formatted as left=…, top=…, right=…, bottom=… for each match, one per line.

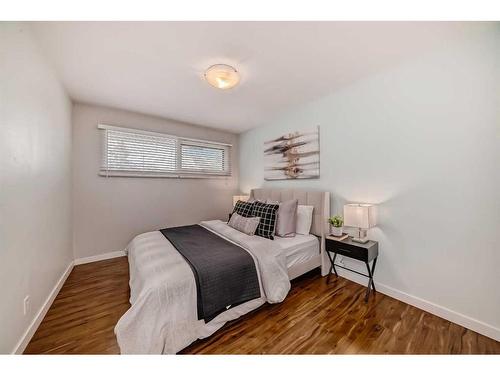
left=325, top=236, right=379, bottom=302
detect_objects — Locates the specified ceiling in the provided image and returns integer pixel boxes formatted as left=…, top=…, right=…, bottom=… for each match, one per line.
left=31, top=22, right=472, bottom=133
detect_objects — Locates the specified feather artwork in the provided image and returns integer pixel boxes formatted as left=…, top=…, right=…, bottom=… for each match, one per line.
left=264, top=127, right=320, bottom=180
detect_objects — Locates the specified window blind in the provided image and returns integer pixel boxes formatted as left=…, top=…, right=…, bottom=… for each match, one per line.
left=180, top=141, right=229, bottom=174
left=99, top=124, right=231, bottom=178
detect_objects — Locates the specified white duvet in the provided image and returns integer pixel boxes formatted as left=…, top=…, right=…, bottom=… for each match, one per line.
left=114, top=220, right=291, bottom=354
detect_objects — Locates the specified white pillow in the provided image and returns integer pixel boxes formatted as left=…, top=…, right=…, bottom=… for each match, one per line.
left=296, top=205, right=314, bottom=235
left=228, top=212, right=260, bottom=236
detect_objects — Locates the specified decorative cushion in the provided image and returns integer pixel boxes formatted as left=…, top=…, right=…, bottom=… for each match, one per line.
left=233, top=200, right=255, bottom=218
left=266, top=198, right=298, bottom=237
left=296, top=205, right=314, bottom=235
left=251, top=201, right=280, bottom=240
left=228, top=212, right=260, bottom=236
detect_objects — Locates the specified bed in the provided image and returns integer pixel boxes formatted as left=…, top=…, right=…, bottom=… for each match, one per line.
left=114, top=188, right=330, bottom=354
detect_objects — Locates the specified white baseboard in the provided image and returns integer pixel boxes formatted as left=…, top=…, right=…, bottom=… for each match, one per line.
left=334, top=268, right=500, bottom=342
left=12, top=261, right=74, bottom=354
left=74, top=250, right=126, bottom=265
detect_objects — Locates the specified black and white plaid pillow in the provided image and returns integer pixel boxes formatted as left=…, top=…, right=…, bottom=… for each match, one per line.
left=233, top=200, right=255, bottom=218
left=251, top=201, right=279, bottom=240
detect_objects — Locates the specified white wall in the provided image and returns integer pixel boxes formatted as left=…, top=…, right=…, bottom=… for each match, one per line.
left=0, top=23, right=73, bottom=353
left=72, top=103, right=239, bottom=260
left=239, top=25, right=500, bottom=339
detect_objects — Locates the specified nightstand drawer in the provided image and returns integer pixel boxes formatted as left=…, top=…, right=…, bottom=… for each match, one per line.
left=326, top=241, right=367, bottom=261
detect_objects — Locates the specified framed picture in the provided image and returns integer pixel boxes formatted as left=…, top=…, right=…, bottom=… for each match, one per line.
left=264, top=127, right=320, bottom=180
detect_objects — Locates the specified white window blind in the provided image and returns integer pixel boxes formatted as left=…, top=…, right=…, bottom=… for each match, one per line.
left=180, top=141, right=229, bottom=174
left=99, top=124, right=231, bottom=178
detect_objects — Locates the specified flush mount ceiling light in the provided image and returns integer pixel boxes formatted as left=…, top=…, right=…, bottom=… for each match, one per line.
left=204, top=64, right=240, bottom=90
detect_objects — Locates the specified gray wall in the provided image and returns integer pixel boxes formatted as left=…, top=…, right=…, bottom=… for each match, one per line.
left=0, top=23, right=73, bottom=353
left=239, top=25, right=500, bottom=338
left=72, top=103, right=239, bottom=259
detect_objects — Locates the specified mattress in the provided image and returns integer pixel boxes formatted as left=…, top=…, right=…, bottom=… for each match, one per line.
left=274, top=234, right=320, bottom=269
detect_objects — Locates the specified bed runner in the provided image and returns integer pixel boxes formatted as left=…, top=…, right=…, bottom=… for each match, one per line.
left=160, top=224, right=261, bottom=322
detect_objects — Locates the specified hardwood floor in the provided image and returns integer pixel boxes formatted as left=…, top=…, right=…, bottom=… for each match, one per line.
left=25, top=257, right=500, bottom=354
left=24, top=257, right=130, bottom=354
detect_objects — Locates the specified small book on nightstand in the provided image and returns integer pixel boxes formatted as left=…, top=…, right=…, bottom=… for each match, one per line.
left=326, top=234, right=349, bottom=241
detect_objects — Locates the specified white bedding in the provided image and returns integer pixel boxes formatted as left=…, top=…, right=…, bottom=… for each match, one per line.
left=275, top=234, right=320, bottom=269
left=114, top=220, right=291, bottom=354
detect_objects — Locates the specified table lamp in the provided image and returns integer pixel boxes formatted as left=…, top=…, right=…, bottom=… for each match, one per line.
left=343, top=203, right=377, bottom=243
left=232, top=195, right=249, bottom=207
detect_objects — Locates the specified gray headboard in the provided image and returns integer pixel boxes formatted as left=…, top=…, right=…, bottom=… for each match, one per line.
left=250, top=188, right=330, bottom=237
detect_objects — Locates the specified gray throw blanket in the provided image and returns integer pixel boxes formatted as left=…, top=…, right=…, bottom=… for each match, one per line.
left=160, top=224, right=261, bottom=322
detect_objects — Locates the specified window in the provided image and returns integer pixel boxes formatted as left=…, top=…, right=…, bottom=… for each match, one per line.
left=99, top=124, right=231, bottom=177
left=180, top=141, right=227, bottom=174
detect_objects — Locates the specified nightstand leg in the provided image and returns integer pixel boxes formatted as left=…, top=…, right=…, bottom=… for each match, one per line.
left=326, top=252, right=338, bottom=283
left=370, top=257, right=377, bottom=292
left=364, top=263, right=372, bottom=302
left=364, top=257, right=378, bottom=301
left=331, top=253, right=338, bottom=277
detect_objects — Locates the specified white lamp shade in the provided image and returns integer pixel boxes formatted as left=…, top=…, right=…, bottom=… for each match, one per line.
left=343, top=203, right=377, bottom=229
left=233, top=195, right=249, bottom=207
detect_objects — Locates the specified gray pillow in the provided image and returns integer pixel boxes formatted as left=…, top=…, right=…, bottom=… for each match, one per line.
left=228, top=212, right=260, bottom=236
left=266, top=198, right=298, bottom=237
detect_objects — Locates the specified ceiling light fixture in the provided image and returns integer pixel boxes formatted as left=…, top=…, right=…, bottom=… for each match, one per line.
left=204, top=64, right=240, bottom=90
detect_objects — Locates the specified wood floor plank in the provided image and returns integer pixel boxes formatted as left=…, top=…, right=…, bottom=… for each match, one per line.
left=24, top=256, right=500, bottom=354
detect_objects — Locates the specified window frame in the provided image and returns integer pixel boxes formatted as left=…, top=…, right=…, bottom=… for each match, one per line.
left=98, top=124, right=232, bottom=178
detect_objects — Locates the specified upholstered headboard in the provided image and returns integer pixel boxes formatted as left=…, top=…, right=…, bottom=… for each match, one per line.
left=249, top=188, right=330, bottom=238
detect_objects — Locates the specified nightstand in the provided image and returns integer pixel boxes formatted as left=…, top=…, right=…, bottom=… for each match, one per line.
left=325, top=236, right=379, bottom=302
